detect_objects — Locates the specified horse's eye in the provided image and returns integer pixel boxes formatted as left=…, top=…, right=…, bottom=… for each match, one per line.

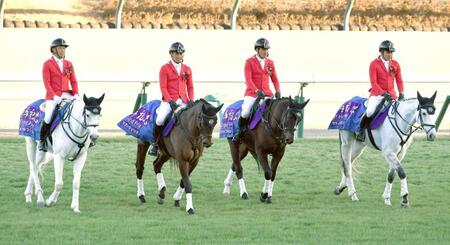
left=86, top=114, right=91, bottom=118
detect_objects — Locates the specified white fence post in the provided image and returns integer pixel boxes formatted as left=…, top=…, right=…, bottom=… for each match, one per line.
left=115, top=0, right=125, bottom=29
left=0, top=0, right=6, bottom=29
left=343, top=0, right=355, bottom=31
left=230, top=0, right=241, bottom=30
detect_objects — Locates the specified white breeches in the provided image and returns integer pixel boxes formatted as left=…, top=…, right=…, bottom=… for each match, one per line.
left=155, top=98, right=186, bottom=126
left=240, top=96, right=269, bottom=119
left=366, top=95, right=384, bottom=118
left=44, top=92, right=74, bottom=123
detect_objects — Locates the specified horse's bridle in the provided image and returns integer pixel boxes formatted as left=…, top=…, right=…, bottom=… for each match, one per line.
left=178, top=104, right=218, bottom=150
left=61, top=101, right=101, bottom=160
left=262, top=99, right=303, bottom=144
left=388, top=100, right=436, bottom=147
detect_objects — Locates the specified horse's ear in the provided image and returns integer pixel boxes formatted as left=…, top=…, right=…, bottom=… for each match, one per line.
left=417, top=91, right=423, bottom=103
left=299, top=99, right=310, bottom=109
left=201, top=104, right=207, bottom=113
left=97, top=93, right=105, bottom=104
left=83, top=94, right=88, bottom=104
left=288, top=96, right=293, bottom=106
left=431, top=91, right=437, bottom=104
left=214, top=103, right=224, bottom=114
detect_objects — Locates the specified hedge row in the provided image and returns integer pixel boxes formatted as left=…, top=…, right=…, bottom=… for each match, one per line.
left=3, top=19, right=449, bottom=32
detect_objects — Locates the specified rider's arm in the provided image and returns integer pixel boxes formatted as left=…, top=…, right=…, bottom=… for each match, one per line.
left=393, top=61, right=404, bottom=93
left=369, top=61, right=383, bottom=95
left=68, top=62, right=79, bottom=95
left=42, top=61, right=56, bottom=99
left=159, top=66, right=171, bottom=102
left=269, top=60, right=280, bottom=92
left=244, top=59, right=257, bottom=93
left=186, top=66, right=194, bottom=101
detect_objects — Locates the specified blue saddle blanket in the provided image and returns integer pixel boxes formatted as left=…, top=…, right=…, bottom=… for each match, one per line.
left=117, top=100, right=176, bottom=142
left=219, top=100, right=267, bottom=138
left=328, top=96, right=390, bottom=132
left=18, top=99, right=70, bottom=140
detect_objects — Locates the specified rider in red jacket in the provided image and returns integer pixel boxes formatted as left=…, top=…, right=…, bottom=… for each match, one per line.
left=356, top=40, right=405, bottom=142
left=149, top=42, right=194, bottom=156
left=39, top=38, right=79, bottom=152
left=233, top=38, right=281, bottom=142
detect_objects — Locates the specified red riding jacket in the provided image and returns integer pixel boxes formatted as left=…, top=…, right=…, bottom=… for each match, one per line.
left=159, top=61, right=194, bottom=103
left=244, top=55, right=280, bottom=97
left=369, top=56, right=404, bottom=99
left=42, top=57, right=79, bottom=100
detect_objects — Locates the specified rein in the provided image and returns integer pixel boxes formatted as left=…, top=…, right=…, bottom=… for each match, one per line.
left=60, top=101, right=98, bottom=161
left=261, top=99, right=303, bottom=144
left=387, top=100, right=435, bottom=148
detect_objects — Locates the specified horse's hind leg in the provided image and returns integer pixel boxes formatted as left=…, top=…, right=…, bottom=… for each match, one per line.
left=25, top=138, right=45, bottom=207
left=337, top=131, right=360, bottom=201
left=71, top=152, right=87, bottom=213
left=223, top=143, right=248, bottom=195
left=153, top=153, right=170, bottom=204
left=46, top=154, right=65, bottom=207
left=135, top=141, right=150, bottom=203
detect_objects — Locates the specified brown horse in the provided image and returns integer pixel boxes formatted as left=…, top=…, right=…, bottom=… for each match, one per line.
left=223, top=97, right=309, bottom=203
left=134, top=99, right=223, bottom=214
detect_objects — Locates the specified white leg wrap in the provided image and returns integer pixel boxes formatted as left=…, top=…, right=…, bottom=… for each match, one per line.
left=382, top=182, right=393, bottom=200
left=224, top=169, right=235, bottom=186
left=137, top=179, right=145, bottom=197
left=400, top=178, right=408, bottom=197
left=346, top=176, right=356, bottom=197
left=173, top=186, right=184, bottom=200
left=262, top=179, right=270, bottom=193
left=156, top=173, right=166, bottom=191
left=185, top=193, right=193, bottom=211
left=238, top=178, right=247, bottom=196
left=268, top=181, right=274, bottom=197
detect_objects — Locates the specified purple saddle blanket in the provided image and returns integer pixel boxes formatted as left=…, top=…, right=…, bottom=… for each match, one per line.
left=117, top=100, right=176, bottom=142
left=219, top=100, right=267, bottom=138
left=18, top=99, right=70, bottom=140
left=328, top=96, right=390, bottom=133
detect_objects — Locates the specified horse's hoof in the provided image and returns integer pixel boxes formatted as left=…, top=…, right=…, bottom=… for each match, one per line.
left=384, top=198, right=392, bottom=206
left=138, top=195, right=146, bottom=203
left=187, top=208, right=195, bottom=215
left=174, top=200, right=180, bottom=207
left=401, top=194, right=409, bottom=208
left=25, top=196, right=32, bottom=203
left=265, top=196, right=272, bottom=204
left=156, top=195, right=165, bottom=205
left=334, top=186, right=347, bottom=195
left=159, top=186, right=166, bottom=199
left=260, top=192, right=268, bottom=202
left=351, top=194, right=359, bottom=202
left=241, top=192, right=248, bottom=200
left=223, top=185, right=231, bottom=195
left=73, top=208, right=80, bottom=213
left=37, top=201, right=45, bottom=208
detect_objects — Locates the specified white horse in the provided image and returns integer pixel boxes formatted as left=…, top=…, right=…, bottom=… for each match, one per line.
left=334, top=91, right=437, bottom=207
left=23, top=94, right=104, bottom=213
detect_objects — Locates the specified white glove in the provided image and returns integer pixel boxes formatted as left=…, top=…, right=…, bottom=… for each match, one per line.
left=53, top=95, right=62, bottom=104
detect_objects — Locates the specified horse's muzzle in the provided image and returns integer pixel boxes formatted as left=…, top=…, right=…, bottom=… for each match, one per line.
left=203, top=141, right=213, bottom=148
left=427, top=133, right=436, bottom=141
left=285, top=138, right=294, bottom=144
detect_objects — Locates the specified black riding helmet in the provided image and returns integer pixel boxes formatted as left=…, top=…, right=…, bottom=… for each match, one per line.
left=169, top=42, right=185, bottom=53
left=379, top=40, right=395, bottom=52
left=254, top=38, right=270, bottom=50
left=50, top=38, right=69, bottom=52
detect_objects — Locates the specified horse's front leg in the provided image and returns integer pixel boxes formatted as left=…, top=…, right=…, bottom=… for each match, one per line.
left=382, top=168, right=396, bottom=206
left=153, top=153, right=170, bottom=204
left=71, top=152, right=88, bottom=213
left=179, top=160, right=194, bottom=214
left=46, top=154, right=65, bottom=207
left=261, top=148, right=286, bottom=204
left=135, top=141, right=150, bottom=203
left=384, top=151, right=409, bottom=207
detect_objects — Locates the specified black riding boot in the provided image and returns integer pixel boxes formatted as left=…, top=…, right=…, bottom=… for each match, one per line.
left=38, top=122, right=51, bottom=152
left=356, top=115, right=370, bottom=142
left=232, top=117, right=249, bottom=142
left=149, top=124, right=164, bottom=156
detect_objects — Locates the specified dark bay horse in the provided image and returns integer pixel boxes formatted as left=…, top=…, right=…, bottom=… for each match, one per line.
left=223, top=97, right=309, bottom=203
left=135, top=99, right=223, bottom=214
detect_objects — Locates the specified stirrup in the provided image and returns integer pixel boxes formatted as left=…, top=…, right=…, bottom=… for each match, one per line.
left=148, top=144, right=158, bottom=156
left=356, top=131, right=365, bottom=142
left=38, top=140, right=48, bottom=152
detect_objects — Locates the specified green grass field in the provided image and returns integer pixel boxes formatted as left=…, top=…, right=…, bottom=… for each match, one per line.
left=1, top=137, right=449, bottom=244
